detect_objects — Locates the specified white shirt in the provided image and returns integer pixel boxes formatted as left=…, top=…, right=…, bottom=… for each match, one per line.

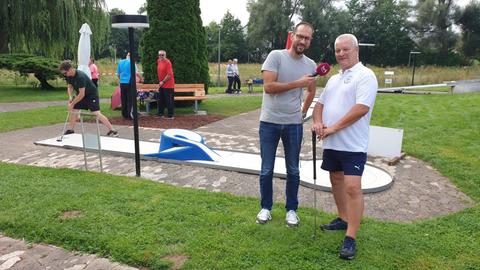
left=318, top=62, right=378, bottom=152
left=232, top=64, right=239, bottom=76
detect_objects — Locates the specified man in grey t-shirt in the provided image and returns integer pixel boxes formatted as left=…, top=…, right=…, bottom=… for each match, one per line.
left=256, top=22, right=317, bottom=227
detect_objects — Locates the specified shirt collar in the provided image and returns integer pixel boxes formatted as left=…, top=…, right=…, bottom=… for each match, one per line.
left=339, top=62, right=363, bottom=75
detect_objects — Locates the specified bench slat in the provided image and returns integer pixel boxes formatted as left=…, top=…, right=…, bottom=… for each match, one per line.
left=137, top=83, right=206, bottom=113
left=174, top=96, right=207, bottom=101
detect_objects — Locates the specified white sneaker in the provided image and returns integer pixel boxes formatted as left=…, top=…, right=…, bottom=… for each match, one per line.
left=256, top=209, right=272, bottom=224
left=286, top=210, right=300, bottom=227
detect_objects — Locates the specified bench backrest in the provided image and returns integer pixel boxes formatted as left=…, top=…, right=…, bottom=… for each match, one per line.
left=138, top=83, right=205, bottom=96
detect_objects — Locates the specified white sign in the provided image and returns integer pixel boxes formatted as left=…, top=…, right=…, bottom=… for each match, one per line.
left=368, top=126, right=403, bottom=158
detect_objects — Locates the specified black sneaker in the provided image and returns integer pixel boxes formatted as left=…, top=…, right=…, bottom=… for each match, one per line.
left=339, top=236, right=356, bottom=260
left=320, top=217, right=348, bottom=231
left=106, top=130, right=119, bottom=137
left=63, top=129, right=74, bottom=135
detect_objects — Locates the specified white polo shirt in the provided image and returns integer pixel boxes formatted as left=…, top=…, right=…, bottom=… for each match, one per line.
left=318, top=62, right=378, bottom=152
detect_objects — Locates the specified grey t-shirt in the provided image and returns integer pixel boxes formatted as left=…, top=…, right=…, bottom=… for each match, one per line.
left=260, top=49, right=316, bottom=124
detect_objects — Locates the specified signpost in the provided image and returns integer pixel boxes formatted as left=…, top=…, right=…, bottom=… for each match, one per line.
left=409, top=51, right=421, bottom=86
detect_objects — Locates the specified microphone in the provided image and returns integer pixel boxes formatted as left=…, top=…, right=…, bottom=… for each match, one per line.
left=310, top=62, right=331, bottom=77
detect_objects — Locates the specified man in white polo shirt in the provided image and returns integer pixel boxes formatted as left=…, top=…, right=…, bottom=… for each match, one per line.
left=312, top=33, right=378, bottom=260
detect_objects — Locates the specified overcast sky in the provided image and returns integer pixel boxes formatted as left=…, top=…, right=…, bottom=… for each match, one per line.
left=104, top=0, right=250, bottom=26
left=105, top=0, right=472, bottom=27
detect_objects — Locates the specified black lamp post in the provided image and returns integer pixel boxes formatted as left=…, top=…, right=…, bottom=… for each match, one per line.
left=409, top=51, right=421, bottom=86
left=112, top=15, right=149, bottom=177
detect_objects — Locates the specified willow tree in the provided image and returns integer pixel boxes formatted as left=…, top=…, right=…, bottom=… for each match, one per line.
left=0, top=0, right=110, bottom=59
left=141, top=0, right=210, bottom=90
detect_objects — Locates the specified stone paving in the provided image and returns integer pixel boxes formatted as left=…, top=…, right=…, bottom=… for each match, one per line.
left=1, top=109, right=474, bottom=221
left=0, top=235, right=138, bottom=270
left=0, top=107, right=476, bottom=269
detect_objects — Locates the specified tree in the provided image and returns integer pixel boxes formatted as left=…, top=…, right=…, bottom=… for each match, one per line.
left=246, top=0, right=300, bottom=62
left=205, top=22, right=222, bottom=62
left=457, top=1, right=480, bottom=60
left=0, top=0, right=110, bottom=59
left=103, top=8, right=142, bottom=61
left=141, top=0, right=210, bottom=90
left=219, top=12, right=247, bottom=62
left=0, top=54, right=61, bottom=89
left=138, top=2, right=148, bottom=14
left=414, top=0, right=459, bottom=65
left=299, top=0, right=343, bottom=63
left=354, top=0, right=415, bottom=66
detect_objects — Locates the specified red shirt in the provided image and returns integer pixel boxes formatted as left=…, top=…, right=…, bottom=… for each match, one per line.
left=157, top=58, right=175, bottom=88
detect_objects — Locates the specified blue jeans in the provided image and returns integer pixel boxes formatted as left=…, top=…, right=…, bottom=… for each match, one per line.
left=259, top=121, right=303, bottom=211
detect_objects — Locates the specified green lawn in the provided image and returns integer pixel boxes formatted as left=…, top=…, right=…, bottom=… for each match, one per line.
left=371, top=93, right=480, bottom=200
left=0, top=163, right=479, bottom=269
left=0, top=92, right=479, bottom=269
left=0, top=85, right=116, bottom=103
left=0, top=96, right=262, bottom=133
left=207, top=86, right=264, bottom=95
left=0, top=84, right=264, bottom=103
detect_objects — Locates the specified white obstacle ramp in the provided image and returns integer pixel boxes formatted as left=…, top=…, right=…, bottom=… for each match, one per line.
left=35, top=133, right=393, bottom=193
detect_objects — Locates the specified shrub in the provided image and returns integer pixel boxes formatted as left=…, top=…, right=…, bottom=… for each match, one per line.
left=0, top=54, right=61, bottom=89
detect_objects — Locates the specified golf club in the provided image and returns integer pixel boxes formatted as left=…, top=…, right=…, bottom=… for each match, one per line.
left=312, top=130, right=318, bottom=239
left=56, top=111, right=70, bottom=142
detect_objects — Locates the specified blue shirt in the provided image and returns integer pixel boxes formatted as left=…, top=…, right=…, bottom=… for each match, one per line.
left=117, top=59, right=132, bottom=84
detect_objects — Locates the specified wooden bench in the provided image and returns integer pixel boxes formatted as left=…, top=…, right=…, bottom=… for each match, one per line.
left=137, top=83, right=206, bottom=113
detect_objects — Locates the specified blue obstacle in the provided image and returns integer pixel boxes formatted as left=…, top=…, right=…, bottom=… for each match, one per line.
left=145, top=129, right=221, bottom=161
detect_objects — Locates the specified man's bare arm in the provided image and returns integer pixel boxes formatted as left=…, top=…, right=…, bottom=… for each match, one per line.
left=321, top=104, right=370, bottom=139
left=302, top=81, right=317, bottom=116
left=263, top=71, right=316, bottom=94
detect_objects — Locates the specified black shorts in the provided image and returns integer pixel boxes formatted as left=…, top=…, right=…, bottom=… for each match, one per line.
left=73, top=96, right=100, bottom=112
left=321, top=149, right=367, bottom=176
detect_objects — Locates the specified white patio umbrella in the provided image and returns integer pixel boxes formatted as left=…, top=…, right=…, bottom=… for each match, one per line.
left=77, top=23, right=92, bottom=79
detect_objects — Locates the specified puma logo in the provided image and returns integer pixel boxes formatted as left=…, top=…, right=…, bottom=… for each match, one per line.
left=354, top=165, right=360, bottom=170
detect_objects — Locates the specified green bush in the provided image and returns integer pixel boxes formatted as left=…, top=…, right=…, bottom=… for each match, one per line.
left=140, top=0, right=210, bottom=92
left=0, top=54, right=61, bottom=89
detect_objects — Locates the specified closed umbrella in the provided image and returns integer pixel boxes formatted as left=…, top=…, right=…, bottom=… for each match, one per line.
left=77, top=23, right=92, bottom=79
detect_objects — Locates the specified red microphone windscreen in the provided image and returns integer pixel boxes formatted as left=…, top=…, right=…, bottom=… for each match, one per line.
left=316, top=63, right=331, bottom=76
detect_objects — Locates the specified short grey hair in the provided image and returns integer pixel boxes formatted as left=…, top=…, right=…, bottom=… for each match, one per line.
left=335, top=34, right=359, bottom=48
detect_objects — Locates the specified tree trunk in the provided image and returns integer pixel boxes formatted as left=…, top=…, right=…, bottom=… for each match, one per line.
left=34, top=73, right=54, bottom=90
left=0, top=25, right=8, bottom=53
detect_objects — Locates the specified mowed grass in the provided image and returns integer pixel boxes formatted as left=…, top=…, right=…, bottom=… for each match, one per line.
left=0, top=95, right=262, bottom=133
left=0, top=104, right=121, bottom=133
left=0, top=92, right=479, bottom=269
left=0, top=85, right=116, bottom=103
left=1, top=162, right=479, bottom=269
left=371, top=93, right=480, bottom=200
left=207, top=62, right=480, bottom=88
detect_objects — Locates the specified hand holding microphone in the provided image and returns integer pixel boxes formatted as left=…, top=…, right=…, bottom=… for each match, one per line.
left=297, top=62, right=331, bottom=88
left=310, top=62, right=331, bottom=77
